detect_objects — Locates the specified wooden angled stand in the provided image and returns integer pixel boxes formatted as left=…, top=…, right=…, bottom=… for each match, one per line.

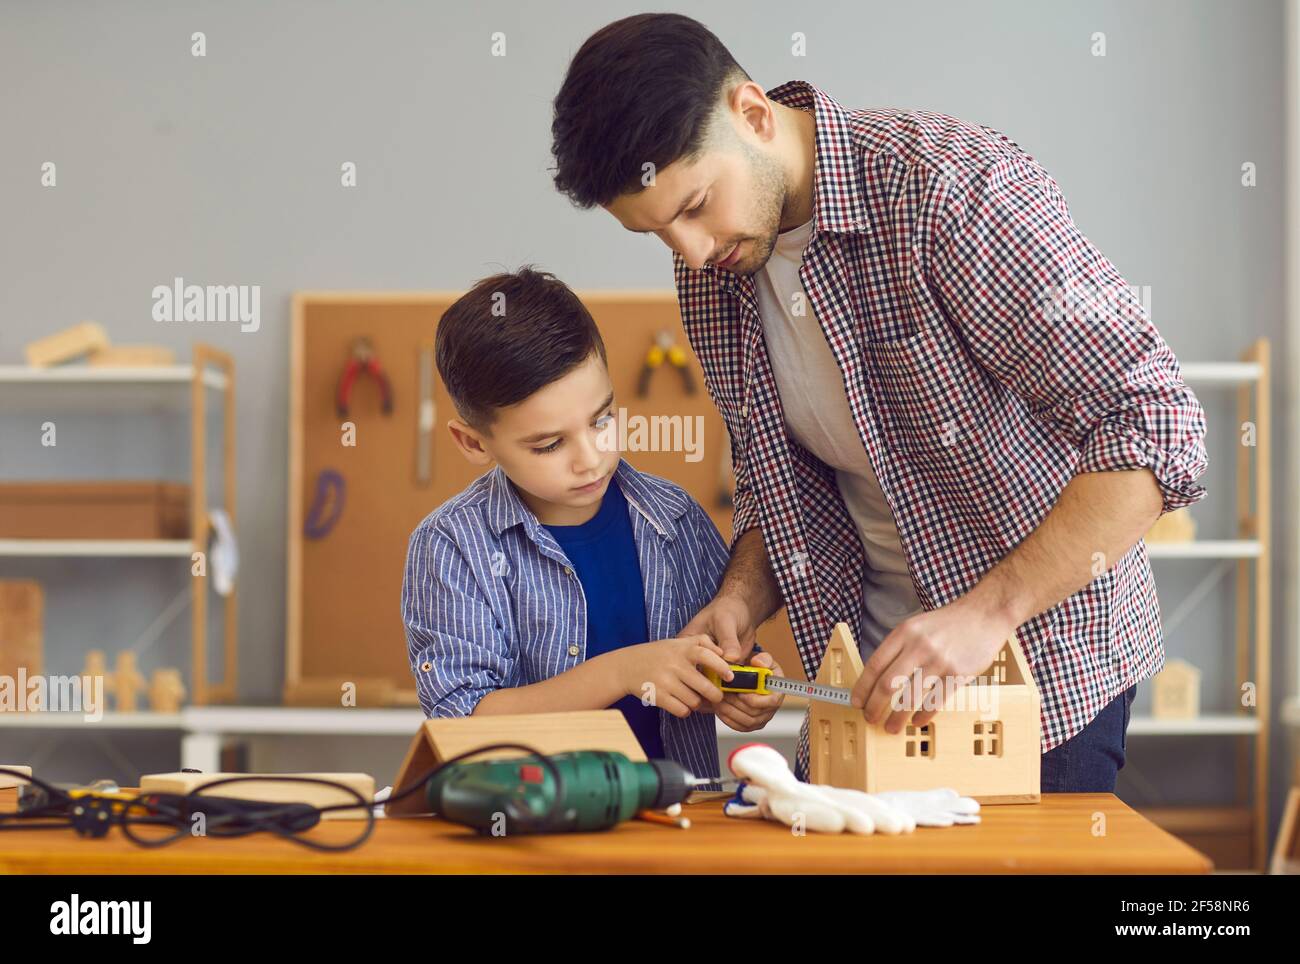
left=385, top=710, right=646, bottom=817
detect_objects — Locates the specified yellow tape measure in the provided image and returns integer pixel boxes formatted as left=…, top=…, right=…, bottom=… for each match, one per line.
left=705, top=664, right=854, bottom=705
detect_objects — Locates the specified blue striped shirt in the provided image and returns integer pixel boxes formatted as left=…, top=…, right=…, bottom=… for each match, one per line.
left=401, top=457, right=728, bottom=781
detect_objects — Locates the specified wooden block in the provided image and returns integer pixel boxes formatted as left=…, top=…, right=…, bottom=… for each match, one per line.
left=0, top=581, right=43, bottom=686
left=139, top=771, right=376, bottom=820
left=88, top=345, right=176, bottom=367
left=0, top=764, right=33, bottom=790
left=24, top=322, right=109, bottom=367
left=148, top=668, right=186, bottom=713
left=387, top=710, right=645, bottom=817
left=110, top=651, right=146, bottom=713
left=1145, top=507, right=1196, bottom=543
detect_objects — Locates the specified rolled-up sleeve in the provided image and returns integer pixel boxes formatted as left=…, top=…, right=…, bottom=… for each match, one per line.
left=401, top=521, right=515, bottom=717
left=927, top=162, right=1208, bottom=515
left=727, top=428, right=763, bottom=550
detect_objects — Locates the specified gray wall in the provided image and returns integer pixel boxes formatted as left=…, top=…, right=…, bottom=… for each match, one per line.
left=1, top=1, right=1292, bottom=840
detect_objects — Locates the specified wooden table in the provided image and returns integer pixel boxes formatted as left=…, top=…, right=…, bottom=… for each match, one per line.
left=0, top=792, right=1211, bottom=874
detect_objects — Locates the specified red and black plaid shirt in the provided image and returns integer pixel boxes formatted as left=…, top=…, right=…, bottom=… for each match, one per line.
left=673, top=81, right=1209, bottom=768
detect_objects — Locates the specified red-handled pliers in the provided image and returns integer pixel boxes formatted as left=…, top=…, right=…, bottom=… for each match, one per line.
left=336, top=337, right=393, bottom=417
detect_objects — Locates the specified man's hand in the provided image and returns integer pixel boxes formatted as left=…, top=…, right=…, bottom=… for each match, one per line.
left=851, top=596, right=1013, bottom=734
left=679, top=593, right=757, bottom=663
left=616, top=635, right=733, bottom=719
left=712, top=651, right=786, bottom=733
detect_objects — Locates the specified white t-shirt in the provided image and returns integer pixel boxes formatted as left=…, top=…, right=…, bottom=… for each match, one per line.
left=753, top=216, right=924, bottom=650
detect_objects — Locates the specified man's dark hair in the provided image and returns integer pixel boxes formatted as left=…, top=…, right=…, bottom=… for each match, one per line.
left=551, top=13, right=750, bottom=209
left=435, top=266, right=606, bottom=433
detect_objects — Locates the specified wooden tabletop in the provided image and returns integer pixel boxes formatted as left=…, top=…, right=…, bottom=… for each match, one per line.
left=0, top=791, right=1211, bottom=874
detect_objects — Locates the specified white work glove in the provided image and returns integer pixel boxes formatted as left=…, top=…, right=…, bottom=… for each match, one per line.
left=873, top=789, right=981, bottom=827
left=724, top=743, right=910, bottom=834
left=208, top=508, right=239, bottom=597
left=723, top=743, right=980, bottom=834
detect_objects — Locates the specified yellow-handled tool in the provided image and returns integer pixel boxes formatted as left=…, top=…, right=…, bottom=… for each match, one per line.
left=705, top=664, right=853, bottom=705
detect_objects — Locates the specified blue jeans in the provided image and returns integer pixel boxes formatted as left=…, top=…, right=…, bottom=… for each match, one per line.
left=1040, top=684, right=1137, bottom=792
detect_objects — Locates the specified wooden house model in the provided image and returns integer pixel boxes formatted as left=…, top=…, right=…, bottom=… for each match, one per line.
left=1151, top=657, right=1201, bottom=719
left=809, top=623, right=1040, bottom=804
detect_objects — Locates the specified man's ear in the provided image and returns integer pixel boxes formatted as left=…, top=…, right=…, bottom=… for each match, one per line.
left=732, top=80, right=776, bottom=143
left=447, top=417, right=494, bottom=467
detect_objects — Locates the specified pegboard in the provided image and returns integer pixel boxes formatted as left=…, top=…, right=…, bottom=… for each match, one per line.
left=285, top=291, right=799, bottom=707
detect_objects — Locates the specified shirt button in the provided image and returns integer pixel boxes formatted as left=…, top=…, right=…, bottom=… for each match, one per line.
left=420, top=661, right=432, bottom=672
left=568, top=645, right=580, bottom=657
left=563, top=566, right=574, bottom=577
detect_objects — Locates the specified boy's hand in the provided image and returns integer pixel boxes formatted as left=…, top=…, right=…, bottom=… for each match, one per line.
left=618, top=635, right=732, bottom=719
left=712, top=651, right=786, bottom=733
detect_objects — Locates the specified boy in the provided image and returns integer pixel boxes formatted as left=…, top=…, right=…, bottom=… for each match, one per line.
left=401, top=267, right=784, bottom=780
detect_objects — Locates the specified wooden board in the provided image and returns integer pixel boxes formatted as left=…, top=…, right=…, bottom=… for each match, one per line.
left=0, top=482, right=190, bottom=540
left=0, top=765, right=32, bottom=791
left=24, top=321, right=108, bottom=367
left=0, top=581, right=43, bottom=684
left=139, top=771, right=375, bottom=821
left=287, top=292, right=798, bottom=707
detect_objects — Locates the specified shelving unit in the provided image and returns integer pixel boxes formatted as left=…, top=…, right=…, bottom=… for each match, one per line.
left=0, top=345, right=238, bottom=705
left=1133, top=339, right=1271, bottom=870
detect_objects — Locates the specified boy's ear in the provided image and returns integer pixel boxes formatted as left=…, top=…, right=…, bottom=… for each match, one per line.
left=446, top=417, right=494, bottom=467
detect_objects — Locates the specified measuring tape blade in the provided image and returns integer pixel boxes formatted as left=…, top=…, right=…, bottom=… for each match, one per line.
left=765, top=675, right=854, bottom=706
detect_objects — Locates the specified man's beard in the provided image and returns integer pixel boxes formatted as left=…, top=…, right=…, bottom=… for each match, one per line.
left=727, top=142, right=788, bottom=276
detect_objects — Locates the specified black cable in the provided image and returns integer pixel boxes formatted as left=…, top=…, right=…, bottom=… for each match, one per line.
left=0, top=744, right=565, bottom=852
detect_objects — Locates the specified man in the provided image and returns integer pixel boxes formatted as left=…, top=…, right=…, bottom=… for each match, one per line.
left=549, top=13, right=1208, bottom=789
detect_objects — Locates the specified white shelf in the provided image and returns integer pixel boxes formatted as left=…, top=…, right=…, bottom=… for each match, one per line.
left=1127, top=714, right=1260, bottom=735
left=182, top=706, right=426, bottom=736
left=0, top=539, right=193, bottom=557
left=0, top=711, right=184, bottom=729
left=1145, top=540, right=1261, bottom=559
left=0, top=364, right=227, bottom=414
left=1178, top=361, right=1262, bottom=386
left=0, top=707, right=420, bottom=735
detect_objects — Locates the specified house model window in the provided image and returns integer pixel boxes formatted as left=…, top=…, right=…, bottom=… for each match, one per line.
left=974, top=720, right=1003, bottom=757
left=904, top=723, right=935, bottom=758
left=808, top=622, right=1041, bottom=804
left=990, top=648, right=1008, bottom=683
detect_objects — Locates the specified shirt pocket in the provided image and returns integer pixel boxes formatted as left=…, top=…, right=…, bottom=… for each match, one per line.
left=854, top=294, right=920, bottom=347
left=844, top=235, right=922, bottom=345
left=861, top=322, right=953, bottom=459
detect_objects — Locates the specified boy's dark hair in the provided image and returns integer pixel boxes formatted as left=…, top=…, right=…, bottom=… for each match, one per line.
left=551, top=13, right=750, bottom=209
left=435, top=266, right=606, bottom=433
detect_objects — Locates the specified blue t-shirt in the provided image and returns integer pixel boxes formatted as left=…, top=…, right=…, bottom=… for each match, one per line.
left=543, top=478, right=665, bottom=758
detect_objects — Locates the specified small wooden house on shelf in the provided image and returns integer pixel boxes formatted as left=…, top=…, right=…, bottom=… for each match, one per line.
left=1151, top=657, right=1201, bottom=719
left=809, top=622, right=1040, bottom=804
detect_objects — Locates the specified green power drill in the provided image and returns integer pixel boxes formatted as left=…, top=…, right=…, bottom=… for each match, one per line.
left=425, top=750, right=702, bottom=834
